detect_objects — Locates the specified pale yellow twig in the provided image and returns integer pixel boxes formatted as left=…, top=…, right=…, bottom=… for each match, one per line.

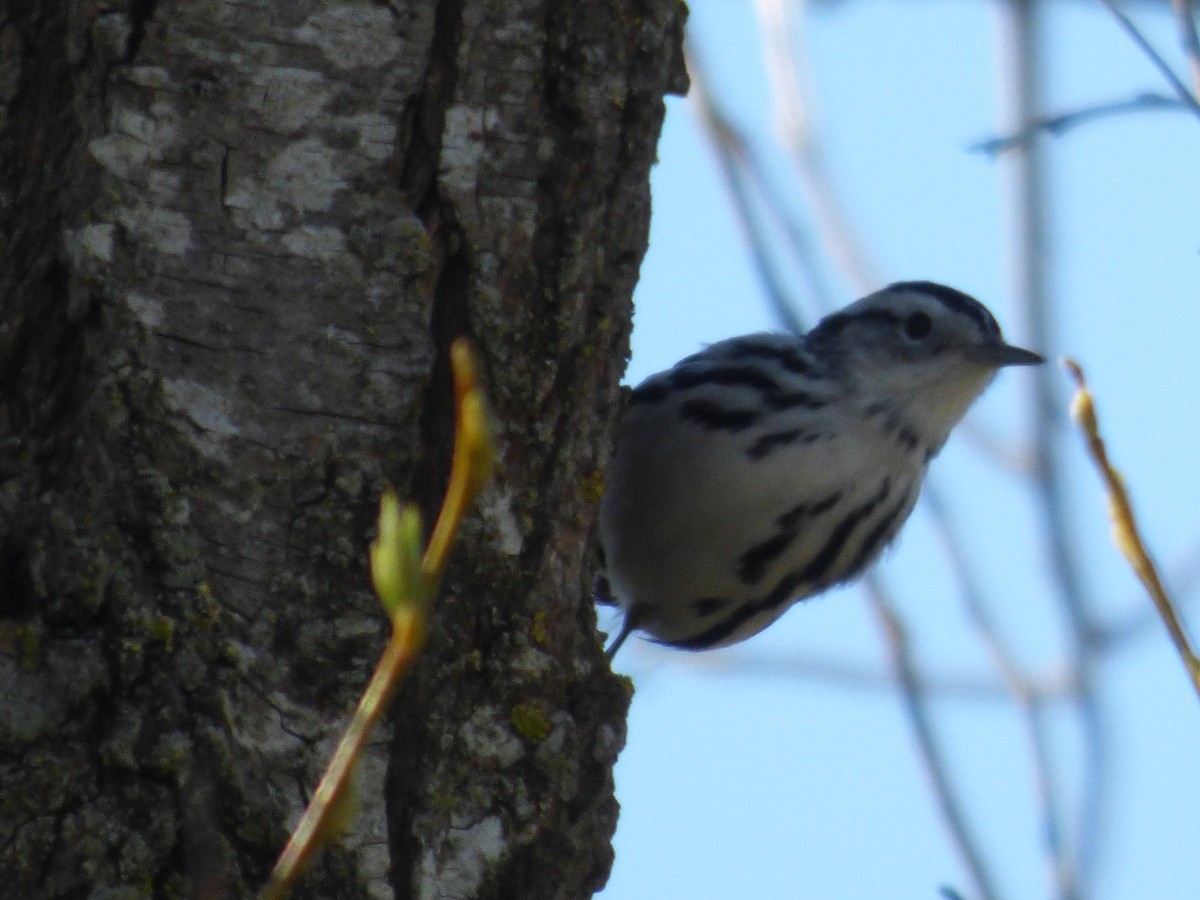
left=260, top=613, right=420, bottom=900
left=1065, top=358, right=1200, bottom=701
left=261, top=338, right=495, bottom=898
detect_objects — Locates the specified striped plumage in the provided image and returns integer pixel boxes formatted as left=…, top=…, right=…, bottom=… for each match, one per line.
left=599, top=281, right=1043, bottom=654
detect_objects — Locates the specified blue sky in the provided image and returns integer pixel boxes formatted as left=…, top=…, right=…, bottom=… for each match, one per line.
left=599, top=3, right=1200, bottom=898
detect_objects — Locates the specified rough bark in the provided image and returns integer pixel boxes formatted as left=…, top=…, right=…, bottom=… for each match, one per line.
left=0, top=1, right=687, bottom=897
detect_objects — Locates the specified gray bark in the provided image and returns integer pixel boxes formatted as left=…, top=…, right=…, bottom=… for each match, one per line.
left=0, top=1, right=686, bottom=897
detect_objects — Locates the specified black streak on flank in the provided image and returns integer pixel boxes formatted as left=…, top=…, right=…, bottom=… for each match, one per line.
left=693, top=597, right=728, bottom=617
left=738, top=530, right=797, bottom=585
left=726, top=339, right=823, bottom=379
left=679, top=399, right=761, bottom=432
left=670, top=480, right=891, bottom=649
left=739, top=488, right=846, bottom=584
left=793, top=477, right=891, bottom=587
left=762, top=391, right=826, bottom=411
left=746, top=428, right=807, bottom=460
left=670, top=365, right=827, bottom=413
left=848, top=487, right=913, bottom=575
left=777, top=490, right=842, bottom=530
left=629, top=379, right=671, bottom=405
left=895, top=425, right=920, bottom=454
left=669, top=364, right=781, bottom=394
left=671, top=577, right=802, bottom=649
left=881, top=413, right=922, bottom=455
left=864, top=402, right=922, bottom=456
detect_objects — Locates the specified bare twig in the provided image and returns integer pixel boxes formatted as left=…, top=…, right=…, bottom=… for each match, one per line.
left=685, top=40, right=807, bottom=335
left=970, top=92, right=1188, bottom=155
left=994, top=3, right=1102, bottom=895
left=1096, top=0, right=1200, bottom=119
left=867, top=577, right=1001, bottom=900
left=679, top=645, right=1077, bottom=702
left=923, top=485, right=1076, bottom=894
left=960, top=423, right=1043, bottom=479
left=1170, top=0, right=1200, bottom=99
left=1066, top=359, right=1200, bottom=700
left=1097, top=537, right=1200, bottom=648
left=755, top=0, right=879, bottom=297
left=687, top=35, right=849, bottom=333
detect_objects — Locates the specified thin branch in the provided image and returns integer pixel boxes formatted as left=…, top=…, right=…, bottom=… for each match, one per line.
left=957, top=418, right=1043, bottom=476
left=1066, top=360, right=1200, bottom=699
left=673, top=643, right=1078, bottom=702
left=1096, top=537, right=1200, bottom=648
left=1170, top=0, right=1200, bottom=99
left=1096, top=0, right=1200, bottom=119
left=261, top=619, right=416, bottom=900
left=687, top=23, right=852, bottom=334
left=261, top=340, right=495, bottom=899
left=867, top=577, right=1001, bottom=900
left=685, top=39, right=807, bottom=335
left=755, top=0, right=879, bottom=297
left=995, top=3, right=1104, bottom=895
left=970, top=92, right=1189, bottom=155
left=922, top=484, right=1077, bottom=898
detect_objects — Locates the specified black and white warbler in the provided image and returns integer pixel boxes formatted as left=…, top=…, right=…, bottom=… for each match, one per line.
left=599, top=281, right=1044, bottom=655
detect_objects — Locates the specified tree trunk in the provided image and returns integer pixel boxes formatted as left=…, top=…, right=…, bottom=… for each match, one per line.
left=0, top=2, right=686, bottom=897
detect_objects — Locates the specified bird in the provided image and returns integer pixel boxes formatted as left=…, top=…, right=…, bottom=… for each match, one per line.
left=598, top=281, right=1044, bottom=656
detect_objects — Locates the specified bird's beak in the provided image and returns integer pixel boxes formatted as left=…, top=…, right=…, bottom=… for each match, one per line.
left=971, top=342, right=1045, bottom=367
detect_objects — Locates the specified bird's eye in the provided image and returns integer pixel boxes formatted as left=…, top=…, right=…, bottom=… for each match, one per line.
left=903, top=312, right=932, bottom=340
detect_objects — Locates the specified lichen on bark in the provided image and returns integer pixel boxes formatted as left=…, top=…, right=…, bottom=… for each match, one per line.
left=0, top=1, right=687, bottom=897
